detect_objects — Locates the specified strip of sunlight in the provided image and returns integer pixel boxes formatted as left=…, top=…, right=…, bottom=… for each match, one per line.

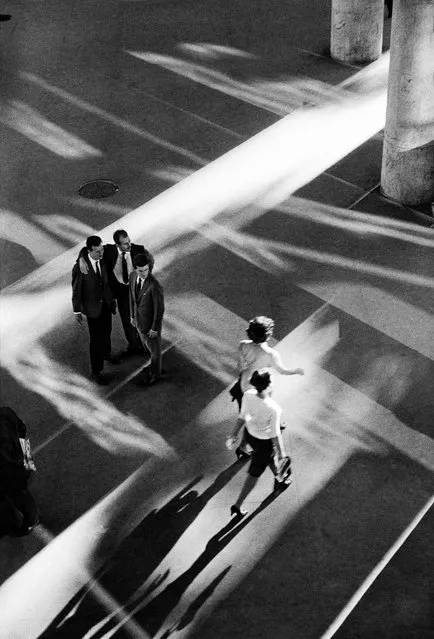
left=0, top=457, right=178, bottom=639
left=33, top=215, right=96, bottom=244
left=301, top=281, right=434, bottom=362
left=320, top=495, right=434, bottom=639
left=279, top=197, right=434, bottom=248
left=198, top=222, right=434, bottom=289
left=0, top=100, right=102, bottom=158
left=0, top=335, right=174, bottom=460
left=180, top=43, right=256, bottom=60
left=195, top=222, right=434, bottom=360
left=0, top=209, right=66, bottom=263
left=127, top=51, right=352, bottom=115
left=20, top=72, right=206, bottom=166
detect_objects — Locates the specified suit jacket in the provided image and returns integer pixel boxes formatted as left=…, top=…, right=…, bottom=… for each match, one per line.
left=129, top=272, right=164, bottom=334
left=77, top=243, right=146, bottom=295
left=0, top=407, right=29, bottom=490
left=72, top=256, right=114, bottom=318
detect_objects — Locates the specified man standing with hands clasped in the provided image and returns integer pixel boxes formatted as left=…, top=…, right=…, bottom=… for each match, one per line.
left=130, top=251, right=165, bottom=386
left=72, top=236, right=118, bottom=385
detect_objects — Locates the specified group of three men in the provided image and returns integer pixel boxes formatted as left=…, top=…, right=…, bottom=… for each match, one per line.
left=71, top=230, right=164, bottom=386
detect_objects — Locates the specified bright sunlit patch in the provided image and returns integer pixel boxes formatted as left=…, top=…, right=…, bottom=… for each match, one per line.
left=0, top=100, right=102, bottom=158
left=0, top=209, right=66, bottom=263
left=179, top=43, right=256, bottom=60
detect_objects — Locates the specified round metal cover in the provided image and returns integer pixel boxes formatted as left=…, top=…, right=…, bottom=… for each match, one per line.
left=78, top=179, right=119, bottom=199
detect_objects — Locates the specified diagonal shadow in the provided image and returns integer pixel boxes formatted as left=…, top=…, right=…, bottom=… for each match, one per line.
left=160, top=565, right=232, bottom=639
left=40, top=462, right=246, bottom=638
left=112, top=488, right=283, bottom=637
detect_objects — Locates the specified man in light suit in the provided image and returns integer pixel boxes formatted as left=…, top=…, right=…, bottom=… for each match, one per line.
left=78, top=229, right=145, bottom=354
left=72, top=235, right=118, bottom=385
left=129, top=251, right=164, bottom=385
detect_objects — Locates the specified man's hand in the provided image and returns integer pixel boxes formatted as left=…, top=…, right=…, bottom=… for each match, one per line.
left=74, top=313, right=84, bottom=326
left=79, top=257, right=89, bottom=275
left=148, top=329, right=158, bottom=339
left=130, top=317, right=136, bottom=327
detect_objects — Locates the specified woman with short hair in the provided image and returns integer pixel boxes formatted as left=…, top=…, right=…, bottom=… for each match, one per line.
left=227, top=369, right=292, bottom=518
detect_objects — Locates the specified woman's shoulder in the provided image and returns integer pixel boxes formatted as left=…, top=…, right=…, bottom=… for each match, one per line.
left=238, top=340, right=252, bottom=353
left=265, top=397, right=281, bottom=413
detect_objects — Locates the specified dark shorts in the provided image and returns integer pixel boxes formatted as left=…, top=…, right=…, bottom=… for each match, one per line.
left=245, top=430, right=277, bottom=477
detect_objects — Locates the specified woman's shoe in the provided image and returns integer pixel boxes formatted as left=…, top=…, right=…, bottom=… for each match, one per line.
left=274, top=477, right=292, bottom=493
left=235, top=447, right=252, bottom=461
left=230, top=504, right=248, bottom=518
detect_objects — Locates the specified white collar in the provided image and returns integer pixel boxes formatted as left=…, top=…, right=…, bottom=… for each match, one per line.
left=88, top=255, right=100, bottom=267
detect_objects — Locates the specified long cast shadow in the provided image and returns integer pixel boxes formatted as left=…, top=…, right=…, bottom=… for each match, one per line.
left=110, top=488, right=283, bottom=638
left=40, top=461, right=246, bottom=638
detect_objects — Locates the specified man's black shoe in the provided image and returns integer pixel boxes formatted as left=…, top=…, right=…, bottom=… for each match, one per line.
left=143, top=374, right=160, bottom=386
left=91, top=372, right=109, bottom=385
left=0, top=15, right=12, bottom=21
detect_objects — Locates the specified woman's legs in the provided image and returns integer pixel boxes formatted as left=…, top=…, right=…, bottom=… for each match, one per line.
left=232, top=475, right=259, bottom=514
left=231, top=434, right=270, bottom=516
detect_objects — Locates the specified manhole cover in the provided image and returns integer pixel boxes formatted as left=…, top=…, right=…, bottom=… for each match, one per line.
left=78, top=179, right=119, bottom=199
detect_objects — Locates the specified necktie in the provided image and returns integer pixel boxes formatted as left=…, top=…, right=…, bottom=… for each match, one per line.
left=135, top=278, right=141, bottom=300
left=121, top=252, right=128, bottom=284
left=95, top=261, right=102, bottom=282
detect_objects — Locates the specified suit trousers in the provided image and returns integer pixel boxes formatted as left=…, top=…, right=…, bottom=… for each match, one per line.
left=0, top=488, right=39, bottom=534
left=137, top=327, right=162, bottom=377
left=87, top=303, right=112, bottom=373
left=115, top=283, right=140, bottom=348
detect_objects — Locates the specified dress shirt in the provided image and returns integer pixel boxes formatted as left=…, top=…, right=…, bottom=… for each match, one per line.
left=88, top=255, right=102, bottom=276
left=114, top=249, right=133, bottom=285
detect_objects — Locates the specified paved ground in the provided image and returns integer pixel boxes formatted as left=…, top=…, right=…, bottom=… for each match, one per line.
left=0, top=1, right=433, bottom=638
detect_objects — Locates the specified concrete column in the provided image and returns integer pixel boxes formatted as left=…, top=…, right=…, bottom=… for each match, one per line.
left=331, top=0, right=384, bottom=64
left=381, top=0, right=434, bottom=205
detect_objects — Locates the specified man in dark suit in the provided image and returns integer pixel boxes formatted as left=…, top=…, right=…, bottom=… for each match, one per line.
left=129, top=251, right=165, bottom=385
left=72, top=235, right=118, bottom=385
left=0, top=407, right=39, bottom=537
left=78, top=229, right=145, bottom=354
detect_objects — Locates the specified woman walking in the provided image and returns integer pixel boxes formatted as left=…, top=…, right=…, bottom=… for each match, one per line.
left=231, top=316, right=303, bottom=460
left=227, top=369, right=292, bottom=518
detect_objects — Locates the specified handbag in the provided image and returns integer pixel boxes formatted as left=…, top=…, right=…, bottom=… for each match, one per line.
left=19, top=438, right=36, bottom=472
left=229, top=376, right=243, bottom=404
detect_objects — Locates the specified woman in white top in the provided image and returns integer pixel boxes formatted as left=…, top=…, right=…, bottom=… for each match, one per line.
left=227, top=369, right=292, bottom=518
left=234, top=316, right=303, bottom=460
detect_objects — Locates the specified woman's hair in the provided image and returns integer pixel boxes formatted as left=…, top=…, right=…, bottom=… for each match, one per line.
left=250, top=368, right=272, bottom=392
left=246, top=316, right=274, bottom=343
